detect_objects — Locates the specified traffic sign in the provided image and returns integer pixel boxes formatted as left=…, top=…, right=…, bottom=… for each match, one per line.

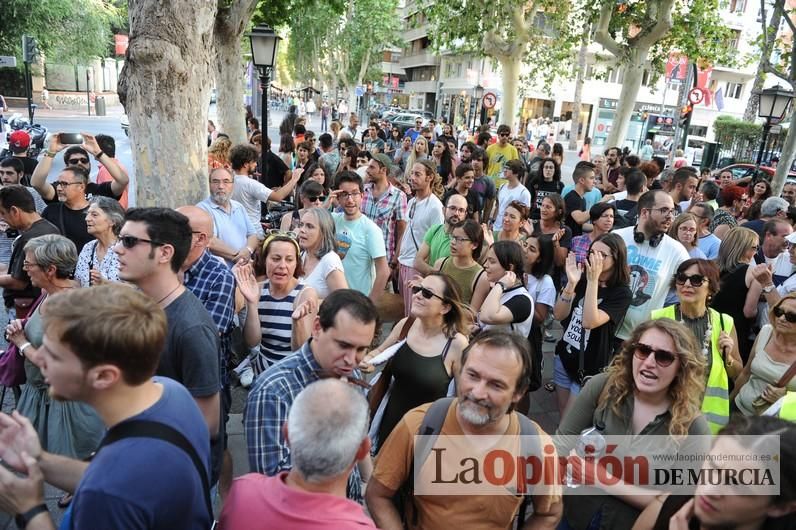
left=482, top=92, right=497, bottom=109
left=0, top=56, right=17, bottom=68
left=688, top=88, right=705, bottom=105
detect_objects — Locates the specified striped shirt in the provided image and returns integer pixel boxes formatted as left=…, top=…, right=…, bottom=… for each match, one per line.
left=257, top=281, right=305, bottom=370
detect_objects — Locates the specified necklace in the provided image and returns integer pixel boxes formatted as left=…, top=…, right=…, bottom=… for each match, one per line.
left=677, top=305, right=712, bottom=358
left=156, top=283, right=181, bottom=305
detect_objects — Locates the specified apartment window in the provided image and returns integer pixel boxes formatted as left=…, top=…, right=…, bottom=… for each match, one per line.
left=730, top=0, right=746, bottom=13
left=728, top=30, right=741, bottom=50
left=725, top=82, right=743, bottom=99
left=607, top=67, right=624, bottom=84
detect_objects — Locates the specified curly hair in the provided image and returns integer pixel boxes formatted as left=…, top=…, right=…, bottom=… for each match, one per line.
left=601, top=319, right=706, bottom=438
left=414, top=159, right=445, bottom=198
left=208, top=136, right=232, bottom=162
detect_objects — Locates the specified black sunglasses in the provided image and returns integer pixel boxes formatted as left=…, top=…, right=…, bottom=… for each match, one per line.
left=632, top=343, right=678, bottom=367
left=68, top=157, right=90, bottom=165
left=118, top=235, right=164, bottom=249
left=675, top=273, right=706, bottom=287
left=306, top=195, right=327, bottom=202
left=411, top=285, right=446, bottom=302
left=773, top=306, right=796, bottom=323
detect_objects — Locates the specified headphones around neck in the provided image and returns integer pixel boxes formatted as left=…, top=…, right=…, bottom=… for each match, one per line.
left=633, top=226, right=664, bottom=248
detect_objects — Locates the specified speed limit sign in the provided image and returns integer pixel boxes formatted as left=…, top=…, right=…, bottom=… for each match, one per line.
left=688, top=88, right=705, bottom=105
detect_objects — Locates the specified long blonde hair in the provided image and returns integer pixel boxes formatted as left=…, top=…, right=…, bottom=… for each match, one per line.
left=405, top=136, right=429, bottom=180
left=717, top=226, right=758, bottom=274
left=208, top=136, right=232, bottom=163
left=601, top=319, right=706, bottom=438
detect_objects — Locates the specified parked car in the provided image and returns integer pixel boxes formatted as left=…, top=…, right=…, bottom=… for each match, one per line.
left=408, top=109, right=434, bottom=120
left=387, top=113, right=426, bottom=135
left=713, top=163, right=796, bottom=187
left=120, top=114, right=129, bottom=136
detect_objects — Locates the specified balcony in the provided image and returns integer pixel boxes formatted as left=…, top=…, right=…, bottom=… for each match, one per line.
left=400, top=50, right=440, bottom=69
left=381, top=62, right=406, bottom=77
left=404, top=80, right=438, bottom=93
left=403, top=25, right=429, bottom=42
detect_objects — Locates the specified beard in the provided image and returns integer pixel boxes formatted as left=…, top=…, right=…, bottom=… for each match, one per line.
left=458, top=393, right=500, bottom=426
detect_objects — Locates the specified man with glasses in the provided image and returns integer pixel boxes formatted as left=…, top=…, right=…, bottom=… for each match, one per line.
left=688, top=202, right=721, bottom=259
left=0, top=185, right=59, bottom=325
left=197, top=167, right=259, bottom=267
left=413, top=193, right=469, bottom=276
left=30, top=132, right=128, bottom=204
left=485, top=124, right=519, bottom=189
left=614, top=190, right=689, bottom=346
left=331, top=172, right=389, bottom=302
left=442, top=163, right=480, bottom=222
left=41, top=165, right=93, bottom=252
left=230, top=143, right=300, bottom=240
left=114, top=207, right=222, bottom=482
left=362, top=154, right=408, bottom=274
left=404, top=117, right=424, bottom=143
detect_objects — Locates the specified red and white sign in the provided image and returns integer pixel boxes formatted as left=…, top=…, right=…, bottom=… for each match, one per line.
left=666, top=53, right=688, bottom=82
left=482, top=92, right=497, bottom=109
left=688, top=88, right=706, bottom=105
left=114, top=35, right=129, bottom=56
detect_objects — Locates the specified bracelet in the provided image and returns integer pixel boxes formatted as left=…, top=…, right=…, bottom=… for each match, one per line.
left=494, top=281, right=506, bottom=291
left=18, top=342, right=32, bottom=356
left=94, top=151, right=105, bottom=161
left=45, top=150, right=56, bottom=158
left=559, top=295, right=573, bottom=303
left=15, top=503, right=48, bottom=529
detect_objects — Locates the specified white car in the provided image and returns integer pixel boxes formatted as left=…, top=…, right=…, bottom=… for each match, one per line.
left=120, top=114, right=129, bottom=136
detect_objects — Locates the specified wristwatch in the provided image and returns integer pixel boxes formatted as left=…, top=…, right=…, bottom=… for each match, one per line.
left=495, top=281, right=507, bottom=291
left=763, top=284, right=775, bottom=293
left=15, top=504, right=48, bottom=529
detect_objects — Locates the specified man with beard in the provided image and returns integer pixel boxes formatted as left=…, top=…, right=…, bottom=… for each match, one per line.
left=362, top=154, right=408, bottom=272
left=442, top=163, right=480, bottom=222
left=667, top=167, right=699, bottom=214
left=601, top=146, right=622, bottom=193
left=197, top=168, right=259, bottom=267
left=413, top=193, right=469, bottom=276
left=366, top=330, right=562, bottom=530
left=613, top=190, right=689, bottom=347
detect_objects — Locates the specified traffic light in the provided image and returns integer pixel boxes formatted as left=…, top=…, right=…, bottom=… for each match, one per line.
left=679, top=104, right=692, bottom=129
left=22, top=35, right=39, bottom=64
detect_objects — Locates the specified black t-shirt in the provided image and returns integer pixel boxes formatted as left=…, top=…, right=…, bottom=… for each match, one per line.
left=41, top=181, right=122, bottom=206
left=441, top=188, right=480, bottom=219
left=3, top=218, right=60, bottom=307
left=42, top=202, right=93, bottom=252
left=529, top=179, right=564, bottom=220
left=261, top=150, right=289, bottom=189
left=564, top=189, right=586, bottom=237
left=2, top=156, right=38, bottom=184
left=556, top=278, right=632, bottom=380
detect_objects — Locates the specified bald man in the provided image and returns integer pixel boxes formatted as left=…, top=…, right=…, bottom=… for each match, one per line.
left=177, top=205, right=237, bottom=496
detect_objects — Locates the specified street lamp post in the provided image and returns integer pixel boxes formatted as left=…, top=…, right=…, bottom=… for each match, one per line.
left=248, top=24, right=282, bottom=175
left=471, top=85, right=484, bottom=132
left=756, top=84, right=794, bottom=166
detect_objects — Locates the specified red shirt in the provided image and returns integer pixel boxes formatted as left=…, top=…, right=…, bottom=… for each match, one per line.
left=96, top=158, right=129, bottom=208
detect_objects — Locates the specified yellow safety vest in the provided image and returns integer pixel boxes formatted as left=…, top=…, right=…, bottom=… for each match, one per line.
left=651, top=306, right=731, bottom=434
left=778, top=392, right=796, bottom=422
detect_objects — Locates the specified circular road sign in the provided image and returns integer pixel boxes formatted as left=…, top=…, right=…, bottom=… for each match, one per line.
left=482, top=92, right=497, bottom=109
left=688, top=88, right=705, bottom=105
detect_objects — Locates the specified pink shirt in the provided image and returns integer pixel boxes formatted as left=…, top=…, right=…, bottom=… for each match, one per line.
left=96, top=159, right=129, bottom=208
left=218, top=472, right=377, bottom=529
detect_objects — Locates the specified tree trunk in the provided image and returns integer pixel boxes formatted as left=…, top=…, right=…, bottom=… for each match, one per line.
left=499, top=53, right=522, bottom=132
left=744, top=0, right=784, bottom=121
left=215, top=34, right=246, bottom=144
left=605, top=48, right=648, bottom=149
left=569, top=33, right=589, bottom=151
left=348, top=87, right=358, bottom=116
left=119, top=0, right=217, bottom=207
left=772, top=113, right=796, bottom=195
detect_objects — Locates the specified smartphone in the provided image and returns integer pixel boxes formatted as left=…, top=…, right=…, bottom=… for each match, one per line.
left=59, top=133, right=84, bottom=145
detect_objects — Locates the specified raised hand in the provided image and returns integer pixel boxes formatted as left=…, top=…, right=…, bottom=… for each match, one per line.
left=585, top=250, right=604, bottom=283
left=81, top=132, right=101, bottom=156
left=481, top=223, right=494, bottom=247
left=233, top=263, right=260, bottom=304
left=292, top=297, right=318, bottom=321
left=564, top=252, right=583, bottom=287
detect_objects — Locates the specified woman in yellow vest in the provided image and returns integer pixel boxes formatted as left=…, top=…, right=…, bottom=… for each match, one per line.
left=651, top=259, right=742, bottom=434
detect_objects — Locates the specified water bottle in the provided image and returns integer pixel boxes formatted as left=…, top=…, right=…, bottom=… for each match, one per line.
left=565, top=422, right=606, bottom=488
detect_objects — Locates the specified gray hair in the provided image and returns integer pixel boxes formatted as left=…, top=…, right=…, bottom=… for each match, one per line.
left=302, top=207, right=337, bottom=258
left=90, top=196, right=126, bottom=236
left=761, top=196, right=789, bottom=217
left=287, top=379, right=369, bottom=483
left=24, top=234, right=77, bottom=279
left=692, top=202, right=715, bottom=222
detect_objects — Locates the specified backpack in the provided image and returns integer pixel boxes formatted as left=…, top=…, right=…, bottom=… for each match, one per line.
left=397, top=397, right=540, bottom=528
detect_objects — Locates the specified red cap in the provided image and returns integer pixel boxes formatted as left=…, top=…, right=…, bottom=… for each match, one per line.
left=8, top=130, right=31, bottom=150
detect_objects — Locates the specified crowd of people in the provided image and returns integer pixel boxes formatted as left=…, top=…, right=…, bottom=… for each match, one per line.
left=0, top=110, right=795, bottom=530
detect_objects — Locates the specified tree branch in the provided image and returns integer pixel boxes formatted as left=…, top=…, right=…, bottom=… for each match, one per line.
left=594, top=0, right=623, bottom=58
left=763, top=62, right=793, bottom=86
left=512, top=1, right=534, bottom=43
left=226, top=0, right=259, bottom=34
left=634, top=0, right=676, bottom=50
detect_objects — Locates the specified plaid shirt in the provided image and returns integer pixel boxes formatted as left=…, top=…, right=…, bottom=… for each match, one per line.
left=570, top=234, right=592, bottom=265
left=361, top=182, right=408, bottom=263
left=243, top=340, right=363, bottom=499
left=183, top=250, right=236, bottom=384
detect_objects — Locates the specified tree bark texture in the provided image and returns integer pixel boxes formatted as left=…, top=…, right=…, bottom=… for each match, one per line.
left=498, top=54, right=522, bottom=132
left=119, top=0, right=217, bottom=208
left=569, top=33, right=589, bottom=151
left=605, top=49, right=647, bottom=149
left=744, top=0, right=785, bottom=121
left=772, top=112, right=796, bottom=196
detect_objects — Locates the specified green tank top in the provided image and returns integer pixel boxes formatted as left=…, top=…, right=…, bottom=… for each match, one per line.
left=439, top=257, right=484, bottom=305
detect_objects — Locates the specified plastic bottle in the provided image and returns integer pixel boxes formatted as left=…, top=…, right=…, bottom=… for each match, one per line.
left=565, top=421, right=607, bottom=488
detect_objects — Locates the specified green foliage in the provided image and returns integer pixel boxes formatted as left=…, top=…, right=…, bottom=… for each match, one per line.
left=0, top=0, right=123, bottom=64
left=712, top=115, right=762, bottom=145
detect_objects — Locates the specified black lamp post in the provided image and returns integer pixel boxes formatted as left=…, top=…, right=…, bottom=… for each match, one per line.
left=248, top=24, right=282, bottom=176
left=756, top=84, right=793, bottom=166
left=471, top=84, right=484, bottom=131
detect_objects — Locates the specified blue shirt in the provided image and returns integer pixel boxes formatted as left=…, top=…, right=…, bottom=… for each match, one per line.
left=197, top=197, right=256, bottom=266
left=561, top=184, right=602, bottom=209
left=62, top=378, right=211, bottom=530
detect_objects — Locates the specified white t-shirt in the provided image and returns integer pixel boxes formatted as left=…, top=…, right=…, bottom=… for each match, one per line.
left=232, top=175, right=272, bottom=238
left=615, top=226, right=689, bottom=340
left=525, top=274, right=556, bottom=308
left=493, top=182, right=531, bottom=231
left=301, top=251, right=344, bottom=299
left=398, top=194, right=444, bottom=267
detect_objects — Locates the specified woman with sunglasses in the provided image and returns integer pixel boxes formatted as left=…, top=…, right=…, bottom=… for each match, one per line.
left=478, top=240, right=534, bottom=339
left=711, top=227, right=761, bottom=364
left=360, top=272, right=468, bottom=451
left=280, top=180, right=325, bottom=232
left=733, top=292, right=796, bottom=417
left=298, top=207, right=347, bottom=299
left=652, top=259, right=742, bottom=434
left=557, top=319, right=710, bottom=530
left=393, top=136, right=413, bottom=173
left=433, top=219, right=489, bottom=310
left=552, top=233, right=632, bottom=416
left=235, top=234, right=318, bottom=373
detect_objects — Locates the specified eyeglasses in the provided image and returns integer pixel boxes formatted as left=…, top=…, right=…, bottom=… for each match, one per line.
left=22, top=260, right=38, bottom=269
left=265, top=229, right=297, bottom=239
left=773, top=306, right=796, bottom=323
left=411, top=285, right=447, bottom=302
left=306, top=195, right=326, bottom=203
left=675, top=273, right=707, bottom=287
left=647, top=207, right=675, bottom=217
left=499, top=133, right=510, bottom=137
left=632, top=343, right=678, bottom=367
left=118, top=235, right=164, bottom=249
left=447, top=206, right=467, bottom=214
left=450, top=236, right=471, bottom=244
left=338, top=191, right=361, bottom=201
left=53, top=181, right=83, bottom=188
left=67, top=157, right=89, bottom=165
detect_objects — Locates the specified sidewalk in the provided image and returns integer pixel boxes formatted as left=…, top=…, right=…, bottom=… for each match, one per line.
left=6, top=103, right=126, bottom=120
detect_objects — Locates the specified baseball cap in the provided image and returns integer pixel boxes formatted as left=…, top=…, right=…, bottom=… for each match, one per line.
left=9, top=130, right=30, bottom=151
left=373, top=153, right=392, bottom=170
